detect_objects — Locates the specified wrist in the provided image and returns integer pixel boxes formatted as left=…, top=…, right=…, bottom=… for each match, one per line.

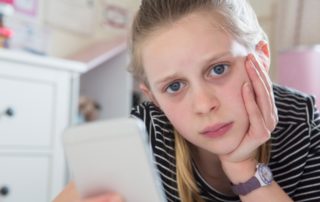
left=231, top=163, right=274, bottom=196
left=221, top=158, right=257, bottom=184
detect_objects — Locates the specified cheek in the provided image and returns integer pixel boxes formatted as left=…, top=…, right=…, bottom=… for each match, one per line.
left=224, top=79, right=249, bottom=120
left=161, top=102, right=188, bottom=123
left=226, top=90, right=246, bottom=116
left=157, top=100, right=194, bottom=136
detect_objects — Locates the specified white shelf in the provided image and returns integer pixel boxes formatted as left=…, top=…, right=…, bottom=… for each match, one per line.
left=68, top=36, right=132, bottom=119
left=67, top=36, right=127, bottom=71
left=0, top=49, right=87, bottom=73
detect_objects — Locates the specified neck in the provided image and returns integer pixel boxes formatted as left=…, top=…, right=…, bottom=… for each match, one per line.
left=192, top=146, right=235, bottom=196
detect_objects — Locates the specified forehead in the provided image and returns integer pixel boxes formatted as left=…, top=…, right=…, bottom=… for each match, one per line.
left=142, top=12, right=225, bottom=54
left=141, top=12, right=247, bottom=82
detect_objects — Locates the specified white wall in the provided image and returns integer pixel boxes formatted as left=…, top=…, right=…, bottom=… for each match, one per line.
left=47, top=0, right=140, bottom=57
left=80, top=50, right=133, bottom=119
left=275, top=0, right=320, bottom=51
left=5, top=0, right=140, bottom=58
left=249, top=0, right=320, bottom=80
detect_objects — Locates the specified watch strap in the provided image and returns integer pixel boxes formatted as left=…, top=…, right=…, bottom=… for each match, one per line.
left=231, top=176, right=260, bottom=195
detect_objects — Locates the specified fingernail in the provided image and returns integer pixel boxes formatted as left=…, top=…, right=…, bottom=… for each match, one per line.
left=247, top=54, right=254, bottom=65
left=257, top=41, right=265, bottom=50
left=248, top=53, right=254, bottom=59
left=259, top=42, right=270, bottom=57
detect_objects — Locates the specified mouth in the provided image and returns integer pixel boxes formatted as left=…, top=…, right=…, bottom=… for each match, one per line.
left=200, top=122, right=234, bottom=138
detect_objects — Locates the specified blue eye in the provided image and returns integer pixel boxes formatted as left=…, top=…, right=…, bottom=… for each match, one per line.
left=166, top=81, right=185, bottom=94
left=210, top=64, right=229, bottom=76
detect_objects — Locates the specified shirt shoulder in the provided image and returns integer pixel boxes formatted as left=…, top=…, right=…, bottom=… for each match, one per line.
left=130, top=102, right=180, bottom=201
left=271, top=84, right=320, bottom=199
left=130, top=102, right=173, bottom=137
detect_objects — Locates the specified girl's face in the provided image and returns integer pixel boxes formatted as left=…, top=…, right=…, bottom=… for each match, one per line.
left=141, top=13, right=251, bottom=156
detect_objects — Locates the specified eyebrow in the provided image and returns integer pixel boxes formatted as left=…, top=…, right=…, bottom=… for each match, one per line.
left=155, top=74, right=181, bottom=87
left=203, top=51, right=234, bottom=65
left=154, top=51, right=233, bottom=86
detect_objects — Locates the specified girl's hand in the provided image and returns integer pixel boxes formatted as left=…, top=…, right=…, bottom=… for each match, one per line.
left=219, top=44, right=278, bottom=182
left=81, top=193, right=124, bottom=202
left=53, top=182, right=124, bottom=202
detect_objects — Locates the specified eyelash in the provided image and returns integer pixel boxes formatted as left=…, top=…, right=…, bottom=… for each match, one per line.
left=207, top=63, right=230, bottom=78
left=165, top=80, right=185, bottom=94
left=163, top=63, right=231, bottom=94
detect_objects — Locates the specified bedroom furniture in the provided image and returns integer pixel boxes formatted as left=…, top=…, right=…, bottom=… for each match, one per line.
left=0, top=49, right=86, bottom=202
left=0, top=35, right=132, bottom=202
left=69, top=36, right=132, bottom=120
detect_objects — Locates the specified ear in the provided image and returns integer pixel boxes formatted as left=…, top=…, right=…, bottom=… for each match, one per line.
left=255, top=40, right=270, bottom=72
left=139, top=83, right=160, bottom=107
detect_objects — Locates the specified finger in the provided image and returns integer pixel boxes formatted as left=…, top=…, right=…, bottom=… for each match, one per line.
left=242, top=82, right=269, bottom=139
left=256, top=41, right=270, bottom=69
left=248, top=53, right=275, bottom=108
left=227, top=83, right=270, bottom=162
left=248, top=54, right=278, bottom=129
left=245, top=57, right=274, bottom=129
left=248, top=54, right=272, bottom=93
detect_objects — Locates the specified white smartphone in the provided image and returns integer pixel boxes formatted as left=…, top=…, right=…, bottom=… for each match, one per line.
left=63, top=117, right=166, bottom=202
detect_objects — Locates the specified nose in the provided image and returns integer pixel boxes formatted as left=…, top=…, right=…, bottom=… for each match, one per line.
left=191, top=85, right=219, bottom=115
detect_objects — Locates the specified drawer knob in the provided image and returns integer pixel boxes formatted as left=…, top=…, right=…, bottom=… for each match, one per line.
left=0, top=186, right=9, bottom=196
left=5, top=108, right=14, bottom=117
left=1, top=107, right=15, bottom=118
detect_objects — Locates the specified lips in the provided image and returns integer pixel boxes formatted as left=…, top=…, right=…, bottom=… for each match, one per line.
left=200, top=122, right=233, bottom=138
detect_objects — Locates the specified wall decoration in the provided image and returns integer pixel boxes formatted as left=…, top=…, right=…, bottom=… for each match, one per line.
left=103, top=4, right=128, bottom=29
left=14, top=0, right=38, bottom=18
left=45, top=0, right=96, bottom=35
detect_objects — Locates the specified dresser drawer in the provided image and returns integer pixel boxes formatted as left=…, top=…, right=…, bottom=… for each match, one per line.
left=0, top=77, right=54, bottom=147
left=0, top=155, right=49, bottom=202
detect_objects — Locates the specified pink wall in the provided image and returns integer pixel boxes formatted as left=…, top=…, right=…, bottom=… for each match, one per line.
left=0, top=0, right=14, bottom=4
left=278, top=47, right=320, bottom=109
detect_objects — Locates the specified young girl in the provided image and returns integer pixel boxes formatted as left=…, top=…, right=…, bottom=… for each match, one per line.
left=54, top=0, right=320, bottom=201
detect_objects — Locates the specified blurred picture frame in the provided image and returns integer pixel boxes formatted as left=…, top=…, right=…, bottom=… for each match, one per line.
left=14, top=0, right=38, bottom=18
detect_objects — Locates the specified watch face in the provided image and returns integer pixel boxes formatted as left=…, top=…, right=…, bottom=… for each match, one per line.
left=258, top=164, right=273, bottom=184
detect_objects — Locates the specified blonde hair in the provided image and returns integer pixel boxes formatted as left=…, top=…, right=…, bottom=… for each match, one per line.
left=129, top=1, right=270, bottom=201
left=129, top=0, right=268, bottom=82
left=174, top=130, right=270, bottom=202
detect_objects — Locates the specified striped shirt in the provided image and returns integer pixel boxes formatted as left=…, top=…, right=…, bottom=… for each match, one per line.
left=130, top=84, right=320, bottom=202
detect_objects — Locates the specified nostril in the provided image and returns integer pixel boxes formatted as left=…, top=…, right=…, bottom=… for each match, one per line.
left=193, top=93, right=219, bottom=114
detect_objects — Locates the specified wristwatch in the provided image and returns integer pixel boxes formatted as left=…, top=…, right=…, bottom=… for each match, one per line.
left=231, top=163, right=273, bottom=195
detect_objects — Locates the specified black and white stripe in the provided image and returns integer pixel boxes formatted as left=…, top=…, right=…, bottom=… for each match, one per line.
left=130, top=84, right=320, bottom=202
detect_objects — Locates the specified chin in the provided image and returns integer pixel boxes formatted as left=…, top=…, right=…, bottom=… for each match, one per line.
left=215, top=138, right=242, bottom=155
left=216, top=147, right=237, bottom=156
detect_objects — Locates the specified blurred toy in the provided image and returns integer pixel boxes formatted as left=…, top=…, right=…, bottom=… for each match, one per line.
left=0, top=1, right=13, bottom=48
left=0, top=22, right=12, bottom=48
left=78, top=96, right=101, bottom=122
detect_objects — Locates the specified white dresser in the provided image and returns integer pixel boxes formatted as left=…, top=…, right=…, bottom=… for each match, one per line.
left=0, top=49, right=86, bottom=202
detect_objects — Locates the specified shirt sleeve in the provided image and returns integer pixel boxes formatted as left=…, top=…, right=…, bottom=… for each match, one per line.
left=130, top=102, right=154, bottom=142
left=130, top=102, right=173, bottom=143
left=293, top=96, right=320, bottom=202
